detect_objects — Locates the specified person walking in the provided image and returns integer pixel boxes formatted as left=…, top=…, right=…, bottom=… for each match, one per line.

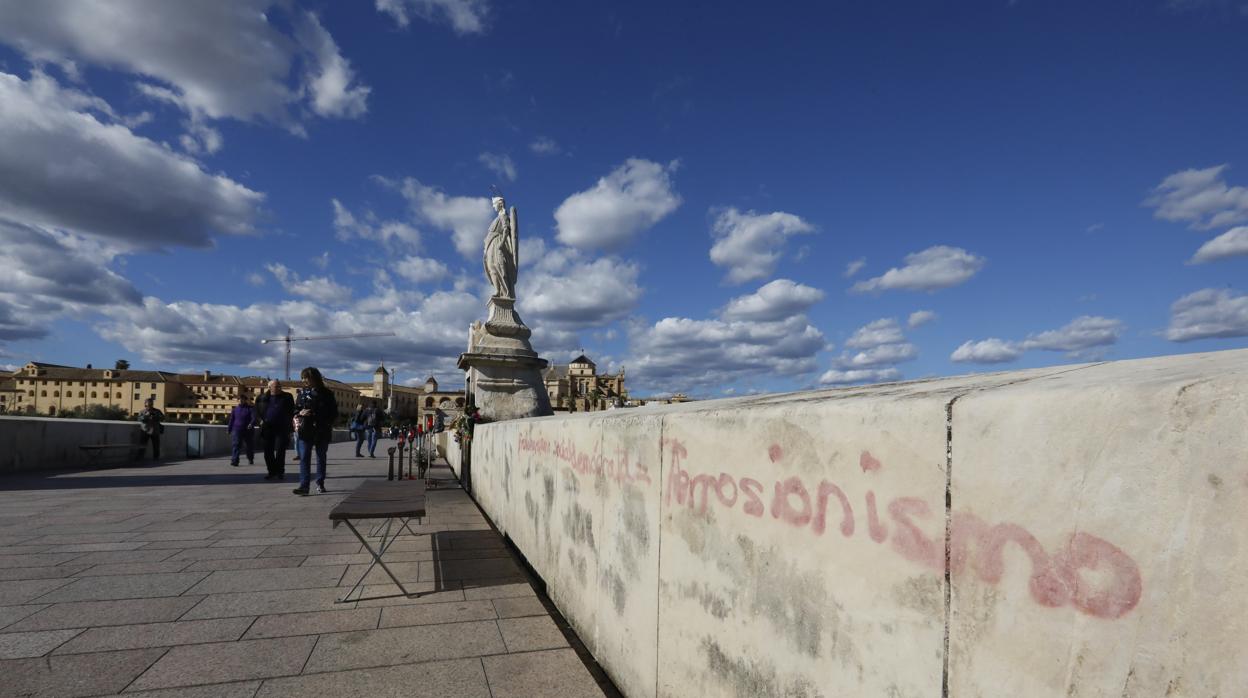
left=293, top=366, right=337, bottom=496
left=227, top=394, right=256, bottom=467
left=362, top=400, right=385, bottom=457
left=254, top=379, right=295, bottom=481
left=136, top=398, right=164, bottom=461
left=351, top=404, right=367, bottom=457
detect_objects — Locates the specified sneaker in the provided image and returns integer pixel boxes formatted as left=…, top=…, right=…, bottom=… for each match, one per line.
left=315, top=484, right=326, bottom=494
left=354, top=452, right=362, bottom=457
left=230, top=462, right=239, bottom=467
left=263, top=474, right=275, bottom=481
left=248, top=459, right=255, bottom=465
left=292, top=487, right=309, bottom=496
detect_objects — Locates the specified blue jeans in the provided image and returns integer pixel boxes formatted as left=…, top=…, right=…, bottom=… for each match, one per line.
left=366, top=429, right=379, bottom=456
left=354, top=429, right=366, bottom=455
left=298, top=439, right=327, bottom=489
left=230, top=430, right=254, bottom=465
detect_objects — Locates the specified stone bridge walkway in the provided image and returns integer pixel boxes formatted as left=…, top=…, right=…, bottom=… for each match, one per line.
left=0, top=441, right=609, bottom=697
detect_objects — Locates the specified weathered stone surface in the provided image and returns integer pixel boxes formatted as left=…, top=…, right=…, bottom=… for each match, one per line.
left=492, top=595, right=547, bottom=618
left=307, top=620, right=506, bottom=673
left=53, top=617, right=253, bottom=654
left=185, top=566, right=345, bottom=595
left=243, top=608, right=380, bottom=639
left=255, top=658, right=490, bottom=697
left=0, top=563, right=94, bottom=581
left=0, top=603, right=49, bottom=630
left=462, top=582, right=536, bottom=601
left=0, top=647, right=165, bottom=697
left=498, top=615, right=569, bottom=652
left=183, top=556, right=305, bottom=572
left=0, top=578, right=76, bottom=604
left=7, top=596, right=205, bottom=631
left=482, top=648, right=605, bottom=698
left=378, top=600, right=498, bottom=628
left=106, top=680, right=262, bottom=697
left=128, top=635, right=317, bottom=691
left=32, top=571, right=207, bottom=603
left=0, top=628, right=83, bottom=658
left=179, top=588, right=350, bottom=620
left=74, top=561, right=194, bottom=577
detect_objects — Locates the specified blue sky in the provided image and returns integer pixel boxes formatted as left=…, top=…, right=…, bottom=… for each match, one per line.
left=1, top=0, right=1246, bottom=397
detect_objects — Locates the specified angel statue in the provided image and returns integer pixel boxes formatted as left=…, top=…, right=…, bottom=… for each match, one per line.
left=483, top=195, right=518, bottom=299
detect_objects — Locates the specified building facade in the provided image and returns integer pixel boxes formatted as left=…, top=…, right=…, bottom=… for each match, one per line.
left=347, top=367, right=467, bottom=429
left=542, top=355, right=626, bottom=412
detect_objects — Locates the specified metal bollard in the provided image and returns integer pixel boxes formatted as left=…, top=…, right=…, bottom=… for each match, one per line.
left=387, top=446, right=396, bottom=480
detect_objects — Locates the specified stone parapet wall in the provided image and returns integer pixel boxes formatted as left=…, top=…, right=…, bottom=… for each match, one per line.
left=458, top=348, right=1247, bottom=697
left=0, top=417, right=351, bottom=473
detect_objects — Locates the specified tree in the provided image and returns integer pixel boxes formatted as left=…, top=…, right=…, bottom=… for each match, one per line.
left=115, top=359, right=130, bottom=370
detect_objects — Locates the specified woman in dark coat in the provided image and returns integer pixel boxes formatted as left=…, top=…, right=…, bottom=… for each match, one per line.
left=293, top=366, right=337, bottom=496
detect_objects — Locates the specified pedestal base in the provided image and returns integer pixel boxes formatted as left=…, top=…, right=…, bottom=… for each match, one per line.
left=458, top=351, right=552, bottom=422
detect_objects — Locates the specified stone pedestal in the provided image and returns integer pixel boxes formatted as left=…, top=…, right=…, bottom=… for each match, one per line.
left=458, top=297, right=553, bottom=422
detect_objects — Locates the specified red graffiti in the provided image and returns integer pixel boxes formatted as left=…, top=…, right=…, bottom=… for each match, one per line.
left=859, top=451, right=882, bottom=472
left=661, top=441, right=1143, bottom=620
left=768, top=444, right=784, bottom=463
left=519, top=434, right=651, bottom=485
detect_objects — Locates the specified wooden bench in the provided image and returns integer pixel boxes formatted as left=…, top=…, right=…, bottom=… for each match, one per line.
left=79, top=444, right=140, bottom=467
left=329, top=479, right=427, bottom=602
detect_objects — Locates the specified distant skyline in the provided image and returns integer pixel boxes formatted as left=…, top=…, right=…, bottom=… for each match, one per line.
left=1, top=0, right=1246, bottom=397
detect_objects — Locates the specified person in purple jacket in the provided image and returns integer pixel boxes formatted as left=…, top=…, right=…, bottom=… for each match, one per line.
left=227, top=394, right=256, bottom=467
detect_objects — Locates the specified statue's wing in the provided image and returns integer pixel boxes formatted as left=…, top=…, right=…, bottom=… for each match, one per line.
left=509, top=206, right=518, bottom=267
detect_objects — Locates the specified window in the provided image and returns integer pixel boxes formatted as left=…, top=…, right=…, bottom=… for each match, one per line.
left=91, top=392, right=97, bottom=398
left=53, top=391, right=59, bottom=397
left=134, top=394, right=141, bottom=400
left=150, top=383, right=156, bottom=388
left=78, top=391, right=85, bottom=398
left=28, top=390, right=33, bottom=397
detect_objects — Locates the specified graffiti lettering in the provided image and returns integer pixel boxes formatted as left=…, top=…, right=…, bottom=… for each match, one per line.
left=518, top=433, right=652, bottom=486
left=661, top=439, right=1143, bottom=620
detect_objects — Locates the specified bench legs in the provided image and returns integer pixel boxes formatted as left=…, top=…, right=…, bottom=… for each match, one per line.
left=335, top=517, right=424, bottom=603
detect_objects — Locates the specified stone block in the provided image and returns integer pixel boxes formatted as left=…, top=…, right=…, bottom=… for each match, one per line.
left=306, top=620, right=506, bottom=673
left=128, top=635, right=317, bottom=691
left=254, top=657, right=490, bottom=698
left=53, top=617, right=253, bottom=654
left=0, top=628, right=83, bottom=658
left=243, top=608, right=380, bottom=639
left=498, top=615, right=568, bottom=652
left=0, top=603, right=49, bottom=631
left=179, top=588, right=349, bottom=620
left=184, top=566, right=346, bottom=595
left=378, top=600, right=498, bottom=628
left=0, top=564, right=94, bottom=581
left=32, top=571, right=207, bottom=603
left=491, top=595, right=547, bottom=618
left=74, top=561, right=194, bottom=577
left=462, top=582, right=536, bottom=601
left=0, top=578, right=76, bottom=605
left=183, top=556, right=306, bottom=572
left=481, top=648, right=605, bottom=698
left=5, top=596, right=204, bottom=632
left=0, top=647, right=165, bottom=697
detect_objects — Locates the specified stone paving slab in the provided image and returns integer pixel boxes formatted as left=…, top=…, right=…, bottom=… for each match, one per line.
left=0, top=628, right=84, bottom=658
left=0, top=442, right=608, bottom=697
left=256, top=657, right=491, bottom=697
left=128, top=635, right=317, bottom=691
left=0, top=647, right=167, bottom=697
left=307, top=619, right=507, bottom=673
left=482, top=648, right=607, bottom=698
left=6, top=596, right=205, bottom=632
left=53, top=617, right=254, bottom=654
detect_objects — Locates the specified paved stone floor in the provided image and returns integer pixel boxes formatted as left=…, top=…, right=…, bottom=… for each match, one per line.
left=0, top=441, right=608, bottom=697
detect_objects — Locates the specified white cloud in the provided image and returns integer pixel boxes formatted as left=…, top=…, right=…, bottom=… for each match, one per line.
left=246, top=272, right=267, bottom=287
left=375, top=0, right=489, bottom=34
left=1146, top=164, right=1248, bottom=230
left=950, top=338, right=1022, bottom=364
left=330, top=198, right=421, bottom=249
left=844, top=257, right=866, bottom=278
left=844, top=318, right=906, bottom=350
left=720, top=279, right=825, bottom=322
left=951, top=315, right=1124, bottom=365
left=1021, top=315, right=1123, bottom=352
left=0, top=70, right=263, bottom=250
left=522, top=254, right=642, bottom=327
left=529, top=136, right=561, bottom=155
left=0, top=1, right=370, bottom=138
left=908, top=310, right=937, bottom=328
left=266, top=263, right=351, bottom=305
left=387, top=178, right=493, bottom=258
left=295, top=12, right=370, bottom=119
left=851, top=245, right=985, bottom=293
left=1165, top=288, right=1248, bottom=342
left=394, top=256, right=450, bottom=285
left=822, top=317, right=918, bottom=384
left=709, top=208, right=815, bottom=285
left=1189, top=226, right=1248, bottom=264
left=818, top=368, right=902, bottom=386
left=478, top=152, right=517, bottom=182
left=312, top=252, right=331, bottom=270
left=629, top=314, right=827, bottom=392
left=554, top=159, right=682, bottom=250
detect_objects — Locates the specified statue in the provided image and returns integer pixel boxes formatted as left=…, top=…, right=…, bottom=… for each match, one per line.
left=483, top=196, right=517, bottom=300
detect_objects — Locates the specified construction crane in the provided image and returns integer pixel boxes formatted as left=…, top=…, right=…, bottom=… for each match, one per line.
left=260, top=327, right=396, bottom=380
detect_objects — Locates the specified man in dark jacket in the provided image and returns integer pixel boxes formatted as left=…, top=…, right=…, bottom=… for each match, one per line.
left=136, top=398, right=164, bottom=461
left=254, top=379, right=295, bottom=481
left=361, top=400, right=385, bottom=457
left=293, top=366, right=338, bottom=495
left=227, top=394, right=256, bottom=466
